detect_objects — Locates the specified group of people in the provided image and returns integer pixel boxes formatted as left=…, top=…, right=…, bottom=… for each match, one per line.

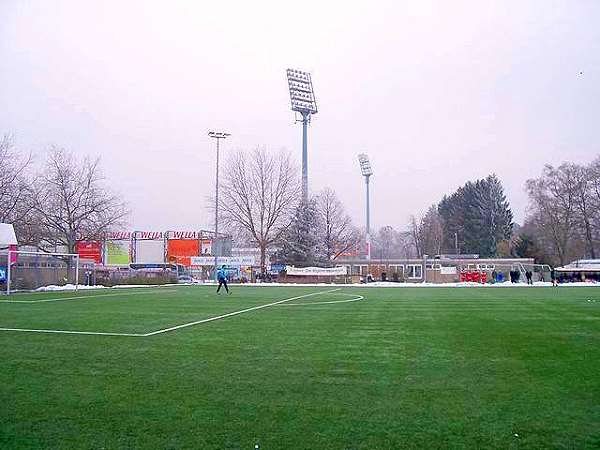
left=494, top=268, right=559, bottom=286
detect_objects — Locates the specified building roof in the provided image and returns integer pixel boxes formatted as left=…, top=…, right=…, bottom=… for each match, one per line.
left=0, top=223, right=17, bottom=247
left=555, top=260, right=600, bottom=272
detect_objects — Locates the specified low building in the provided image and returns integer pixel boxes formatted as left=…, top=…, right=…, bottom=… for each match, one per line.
left=335, top=256, right=538, bottom=283
left=555, top=259, right=600, bottom=282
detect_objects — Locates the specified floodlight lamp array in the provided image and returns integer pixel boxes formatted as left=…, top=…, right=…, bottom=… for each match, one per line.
left=208, top=131, right=231, bottom=139
left=287, top=68, right=317, bottom=114
left=358, top=153, right=373, bottom=176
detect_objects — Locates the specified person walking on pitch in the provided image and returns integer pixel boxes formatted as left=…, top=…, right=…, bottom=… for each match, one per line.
left=216, top=265, right=230, bottom=295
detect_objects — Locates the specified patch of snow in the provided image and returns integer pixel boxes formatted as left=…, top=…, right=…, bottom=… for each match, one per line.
left=229, top=281, right=600, bottom=288
left=35, top=284, right=179, bottom=292
left=35, top=284, right=107, bottom=292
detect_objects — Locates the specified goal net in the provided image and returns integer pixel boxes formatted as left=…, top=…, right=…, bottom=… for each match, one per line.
left=0, top=250, right=80, bottom=295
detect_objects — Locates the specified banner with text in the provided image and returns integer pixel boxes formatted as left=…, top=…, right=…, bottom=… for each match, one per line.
left=286, top=266, right=347, bottom=276
left=190, top=256, right=255, bottom=266
left=106, top=240, right=130, bottom=265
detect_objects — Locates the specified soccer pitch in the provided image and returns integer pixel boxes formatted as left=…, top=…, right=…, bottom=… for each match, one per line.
left=1, top=286, right=598, bottom=449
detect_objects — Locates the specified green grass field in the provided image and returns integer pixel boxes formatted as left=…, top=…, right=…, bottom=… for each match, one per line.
left=1, top=285, right=598, bottom=449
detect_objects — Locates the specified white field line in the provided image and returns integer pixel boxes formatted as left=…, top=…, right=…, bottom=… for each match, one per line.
left=0, top=289, right=177, bottom=303
left=0, top=288, right=341, bottom=337
left=277, top=292, right=365, bottom=306
left=143, top=288, right=341, bottom=336
left=0, top=327, right=144, bottom=337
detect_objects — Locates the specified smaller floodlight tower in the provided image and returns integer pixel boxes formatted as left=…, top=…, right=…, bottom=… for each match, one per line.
left=358, top=154, right=373, bottom=261
left=287, top=69, right=318, bottom=204
left=208, top=131, right=230, bottom=280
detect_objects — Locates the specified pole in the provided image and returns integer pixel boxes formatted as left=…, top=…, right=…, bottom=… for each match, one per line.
left=365, top=175, right=371, bottom=282
left=6, top=250, right=11, bottom=295
left=301, top=112, right=309, bottom=203
left=75, top=255, right=79, bottom=291
left=455, top=232, right=459, bottom=255
left=365, top=176, right=371, bottom=261
left=214, top=137, right=220, bottom=281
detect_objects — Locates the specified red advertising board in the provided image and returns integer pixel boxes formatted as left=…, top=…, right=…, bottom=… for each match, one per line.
left=167, top=239, right=200, bottom=266
left=76, top=241, right=102, bottom=264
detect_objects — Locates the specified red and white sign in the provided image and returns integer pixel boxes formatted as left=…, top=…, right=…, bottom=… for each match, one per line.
left=76, top=241, right=102, bottom=263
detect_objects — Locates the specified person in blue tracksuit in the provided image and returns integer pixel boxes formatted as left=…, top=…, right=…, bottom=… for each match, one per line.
left=216, top=265, right=230, bottom=294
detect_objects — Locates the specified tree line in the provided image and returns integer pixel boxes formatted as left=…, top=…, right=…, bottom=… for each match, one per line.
left=0, top=133, right=128, bottom=254
left=521, top=159, right=600, bottom=266
left=3, top=130, right=597, bottom=269
left=217, top=148, right=360, bottom=271
left=375, top=159, right=600, bottom=268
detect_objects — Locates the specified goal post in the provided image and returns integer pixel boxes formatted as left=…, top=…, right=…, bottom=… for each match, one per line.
left=1, top=250, right=80, bottom=295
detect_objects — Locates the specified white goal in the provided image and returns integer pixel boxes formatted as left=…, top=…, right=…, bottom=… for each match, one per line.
left=0, top=250, right=80, bottom=295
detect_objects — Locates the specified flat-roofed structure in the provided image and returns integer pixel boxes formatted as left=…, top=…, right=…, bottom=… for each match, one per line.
left=335, top=256, right=538, bottom=283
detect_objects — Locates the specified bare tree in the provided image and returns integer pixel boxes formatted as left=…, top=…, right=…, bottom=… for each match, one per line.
left=572, top=163, right=597, bottom=258
left=33, top=147, right=129, bottom=253
left=409, top=216, right=422, bottom=257
left=525, top=164, right=579, bottom=266
left=373, top=225, right=396, bottom=259
left=396, top=230, right=417, bottom=259
left=410, top=205, right=444, bottom=257
left=219, top=148, right=300, bottom=273
left=0, top=133, right=34, bottom=227
left=315, top=188, right=360, bottom=262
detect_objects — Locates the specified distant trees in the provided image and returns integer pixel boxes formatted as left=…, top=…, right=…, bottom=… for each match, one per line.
left=371, top=226, right=416, bottom=260
left=219, top=148, right=300, bottom=273
left=276, top=199, right=321, bottom=267
left=32, top=148, right=128, bottom=253
left=410, top=205, right=443, bottom=257
left=0, top=134, right=34, bottom=236
left=275, top=188, right=360, bottom=266
left=314, top=188, right=360, bottom=262
left=524, top=159, right=600, bottom=266
left=0, top=134, right=129, bottom=252
left=438, top=174, right=513, bottom=257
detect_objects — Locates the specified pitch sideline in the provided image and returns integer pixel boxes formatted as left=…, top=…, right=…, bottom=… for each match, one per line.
left=0, top=289, right=178, bottom=303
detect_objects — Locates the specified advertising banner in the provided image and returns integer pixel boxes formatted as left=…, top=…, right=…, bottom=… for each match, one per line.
left=76, top=241, right=103, bottom=264
left=200, top=239, right=212, bottom=255
left=134, top=240, right=165, bottom=263
left=167, top=239, right=200, bottom=266
left=106, top=240, right=130, bottom=265
left=286, top=266, right=347, bottom=276
left=269, top=263, right=286, bottom=274
left=9, top=244, right=17, bottom=264
left=190, top=256, right=255, bottom=266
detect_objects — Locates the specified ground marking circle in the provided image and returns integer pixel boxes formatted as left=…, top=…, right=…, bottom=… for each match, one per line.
left=277, top=292, right=365, bottom=306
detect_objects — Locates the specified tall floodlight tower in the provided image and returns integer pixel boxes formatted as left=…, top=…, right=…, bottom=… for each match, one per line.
left=208, top=131, right=230, bottom=281
left=358, top=154, right=373, bottom=261
left=287, top=69, right=318, bottom=203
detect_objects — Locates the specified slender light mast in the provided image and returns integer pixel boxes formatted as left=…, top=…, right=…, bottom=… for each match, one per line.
left=358, top=154, right=373, bottom=262
left=287, top=69, right=317, bottom=203
left=208, top=131, right=230, bottom=281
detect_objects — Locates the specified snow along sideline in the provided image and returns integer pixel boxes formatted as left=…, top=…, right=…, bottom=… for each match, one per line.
left=202, top=281, right=600, bottom=288
left=26, top=280, right=600, bottom=295
left=0, top=288, right=342, bottom=337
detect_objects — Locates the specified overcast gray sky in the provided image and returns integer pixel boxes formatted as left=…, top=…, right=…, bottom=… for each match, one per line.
left=1, top=0, right=599, bottom=232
